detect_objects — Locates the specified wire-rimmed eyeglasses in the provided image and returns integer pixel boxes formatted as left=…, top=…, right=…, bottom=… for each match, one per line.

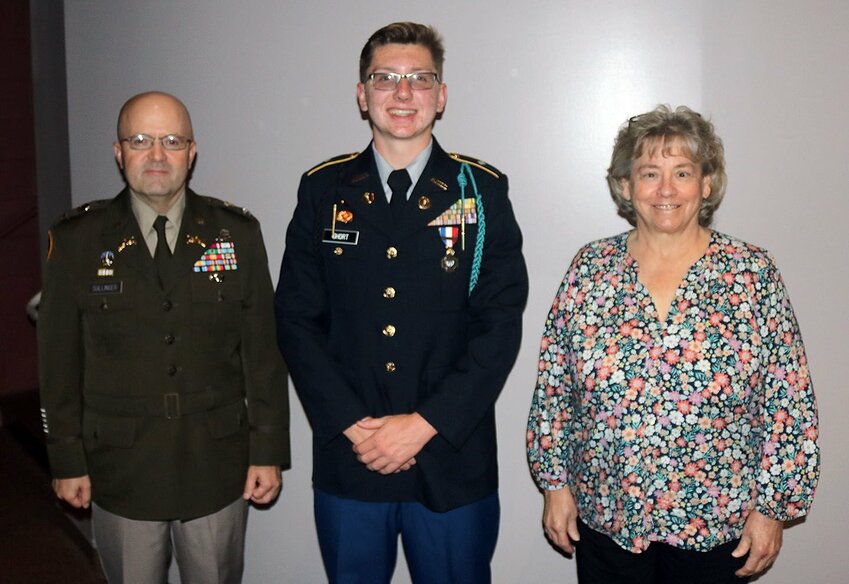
left=367, top=71, right=441, bottom=91
left=120, top=134, right=194, bottom=151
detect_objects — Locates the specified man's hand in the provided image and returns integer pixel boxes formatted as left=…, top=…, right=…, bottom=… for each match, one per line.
left=345, top=421, right=415, bottom=472
left=343, top=421, right=377, bottom=447
left=732, top=509, right=783, bottom=577
left=543, top=488, right=580, bottom=554
left=242, top=465, right=282, bottom=504
left=352, top=413, right=437, bottom=475
left=53, top=475, right=92, bottom=509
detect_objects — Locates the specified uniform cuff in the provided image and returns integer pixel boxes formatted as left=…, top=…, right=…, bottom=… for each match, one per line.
left=249, top=426, right=291, bottom=470
left=47, top=440, right=88, bottom=478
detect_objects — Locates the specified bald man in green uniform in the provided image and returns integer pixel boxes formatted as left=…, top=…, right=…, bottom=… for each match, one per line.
left=38, top=92, right=289, bottom=584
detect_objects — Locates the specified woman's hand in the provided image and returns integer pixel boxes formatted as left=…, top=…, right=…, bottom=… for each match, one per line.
left=543, top=487, right=581, bottom=554
left=732, top=509, right=783, bottom=577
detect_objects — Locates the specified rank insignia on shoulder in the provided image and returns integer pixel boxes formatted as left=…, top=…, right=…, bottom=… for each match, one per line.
left=222, top=201, right=253, bottom=217
left=194, top=241, right=238, bottom=272
left=307, top=152, right=359, bottom=176
left=56, top=199, right=110, bottom=222
left=428, top=198, right=477, bottom=226
left=448, top=153, right=501, bottom=178
left=206, top=196, right=254, bottom=219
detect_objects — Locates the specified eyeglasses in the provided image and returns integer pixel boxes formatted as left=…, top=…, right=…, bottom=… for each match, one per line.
left=120, top=134, right=194, bottom=151
left=367, top=71, right=441, bottom=91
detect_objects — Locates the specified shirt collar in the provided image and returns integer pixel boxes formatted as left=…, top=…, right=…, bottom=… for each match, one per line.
left=373, top=139, right=433, bottom=201
left=130, top=191, right=186, bottom=236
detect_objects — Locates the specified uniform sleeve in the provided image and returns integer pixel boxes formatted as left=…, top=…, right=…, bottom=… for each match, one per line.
left=37, top=226, right=88, bottom=478
left=275, top=174, right=371, bottom=444
left=415, top=174, right=529, bottom=449
left=527, top=256, right=581, bottom=490
left=753, top=256, right=819, bottom=519
left=240, top=221, right=291, bottom=468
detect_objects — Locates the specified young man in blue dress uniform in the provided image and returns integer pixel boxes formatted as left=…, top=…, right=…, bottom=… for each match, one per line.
left=275, top=22, right=528, bottom=583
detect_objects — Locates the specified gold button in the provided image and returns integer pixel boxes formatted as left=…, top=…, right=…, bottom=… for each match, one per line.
left=363, top=192, right=375, bottom=204
left=382, top=324, right=396, bottom=337
left=385, top=362, right=396, bottom=373
left=418, top=196, right=431, bottom=210
left=383, top=287, right=396, bottom=299
left=334, top=247, right=343, bottom=256
left=386, top=246, right=398, bottom=259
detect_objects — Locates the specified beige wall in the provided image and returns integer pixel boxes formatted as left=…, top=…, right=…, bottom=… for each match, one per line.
left=63, top=1, right=847, bottom=582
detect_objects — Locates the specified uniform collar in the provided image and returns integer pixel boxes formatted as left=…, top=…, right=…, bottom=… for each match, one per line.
left=129, top=190, right=186, bottom=255
left=372, top=140, right=434, bottom=202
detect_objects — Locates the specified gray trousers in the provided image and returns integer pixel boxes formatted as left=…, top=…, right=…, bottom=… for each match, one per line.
left=92, top=498, right=248, bottom=584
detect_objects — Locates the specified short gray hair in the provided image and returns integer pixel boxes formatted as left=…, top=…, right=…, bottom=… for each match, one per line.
left=606, top=105, right=727, bottom=227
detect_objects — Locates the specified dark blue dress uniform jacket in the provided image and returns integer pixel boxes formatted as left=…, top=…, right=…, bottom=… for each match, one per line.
left=275, top=140, right=528, bottom=512
left=38, top=189, right=290, bottom=520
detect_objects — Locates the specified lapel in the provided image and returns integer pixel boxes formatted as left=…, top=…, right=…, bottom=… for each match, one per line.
left=331, top=140, right=463, bottom=241
left=397, top=139, right=462, bottom=242
left=169, top=189, right=220, bottom=291
left=332, top=148, right=393, bottom=238
left=101, top=189, right=159, bottom=289
left=102, top=189, right=220, bottom=293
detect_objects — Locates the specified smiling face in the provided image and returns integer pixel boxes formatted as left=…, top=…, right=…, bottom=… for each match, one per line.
left=356, top=43, right=447, bottom=155
left=113, top=93, right=196, bottom=213
left=622, top=138, right=711, bottom=238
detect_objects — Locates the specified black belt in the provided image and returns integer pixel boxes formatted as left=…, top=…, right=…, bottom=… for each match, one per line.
left=85, top=389, right=244, bottom=419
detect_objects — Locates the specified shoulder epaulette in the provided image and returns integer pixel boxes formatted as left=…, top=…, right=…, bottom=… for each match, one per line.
left=307, top=152, right=359, bottom=176
left=48, top=199, right=110, bottom=261
left=55, top=199, right=110, bottom=224
left=202, top=195, right=255, bottom=219
left=448, top=153, right=501, bottom=179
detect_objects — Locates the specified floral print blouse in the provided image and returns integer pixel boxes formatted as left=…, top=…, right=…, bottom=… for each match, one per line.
left=527, top=231, right=819, bottom=552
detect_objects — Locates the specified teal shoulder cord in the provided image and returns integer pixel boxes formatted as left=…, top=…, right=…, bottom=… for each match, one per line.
left=457, top=162, right=485, bottom=295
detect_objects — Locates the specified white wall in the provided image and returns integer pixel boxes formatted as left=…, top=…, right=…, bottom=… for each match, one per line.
left=62, top=1, right=848, bottom=582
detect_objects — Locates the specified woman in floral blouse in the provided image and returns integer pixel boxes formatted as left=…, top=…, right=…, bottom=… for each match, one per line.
left=526, top=105, right=819, bottom=584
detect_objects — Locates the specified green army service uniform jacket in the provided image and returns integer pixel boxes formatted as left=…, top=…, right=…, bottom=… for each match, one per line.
left=38, top=189, right=290, bottom=521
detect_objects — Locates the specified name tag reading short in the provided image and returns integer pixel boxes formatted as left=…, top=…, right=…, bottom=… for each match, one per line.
left=322, top=229, right=359, bottom=245
left=89, top=281, right=123, bottom=294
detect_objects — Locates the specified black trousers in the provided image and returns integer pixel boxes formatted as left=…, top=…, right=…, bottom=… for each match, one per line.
left=575, top=520, right=750, bottom=584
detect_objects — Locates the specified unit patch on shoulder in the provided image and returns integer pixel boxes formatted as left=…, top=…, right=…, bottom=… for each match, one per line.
left=448, top=153, right=501, bottom=179
left=46, top=229, right=55, bottom=261
left=307, top=152, right=359, bottom=176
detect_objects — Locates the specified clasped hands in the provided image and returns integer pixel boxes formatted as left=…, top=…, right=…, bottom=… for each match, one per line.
left=346, top=413, right=437, bottom=475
